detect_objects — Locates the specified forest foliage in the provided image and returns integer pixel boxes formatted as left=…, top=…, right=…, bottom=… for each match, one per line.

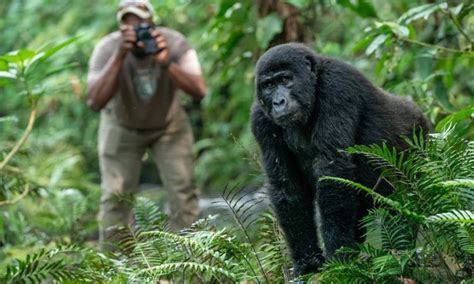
left=0, top=0, right=473, bottom=283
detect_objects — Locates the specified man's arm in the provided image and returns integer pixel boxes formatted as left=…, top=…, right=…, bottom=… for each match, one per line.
left=152, top=31, right=207, bottom=101
left=87, top=26, right=136, bottom=112
left=87, top=51, right=125, bottom=111
left=166, top=63, right=207, bottom=101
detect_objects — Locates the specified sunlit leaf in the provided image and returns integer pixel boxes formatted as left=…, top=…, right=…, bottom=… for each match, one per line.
left=366, top=34, right=388, bottom=55
left=0, top=71, right=16, bottom=79
left=428, top=210, right=474, bottom=224
left=398, top=2, right=448, bottom=24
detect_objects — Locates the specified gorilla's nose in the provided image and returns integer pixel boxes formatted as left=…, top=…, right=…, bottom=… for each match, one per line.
left=273, top=97, right=287, bottom=112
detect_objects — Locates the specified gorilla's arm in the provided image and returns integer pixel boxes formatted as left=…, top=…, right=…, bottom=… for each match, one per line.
left=251, top=106, right=324, bottom=275
left=310, top=61, right=371, bottom=255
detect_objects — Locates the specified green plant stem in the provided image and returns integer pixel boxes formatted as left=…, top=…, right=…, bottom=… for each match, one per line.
left=0, top=183, right=29, bottom=206
left=400, top=38, right=473, bottom=55
left=0, top=99, right=37, bottom=171
left=444, top=9, right=473, bottom=44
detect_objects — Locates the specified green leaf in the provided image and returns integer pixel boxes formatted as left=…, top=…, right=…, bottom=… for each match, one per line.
left=38, top=35, right=82, bottom=63
left=0, top=71, right=16, bottom=79
left=0, top=49, right=37, bottom=64
left=450, top=3, right=464, bottom=16
left=375, top=21, right=410, bottom=38
left=398, top=2, right=448, bottom=24
left=337, top=0, right=378, bottom=18
left=0, top=60, right=8, bottom=71
left=435, top=106, right=474, bottom=132
left=428, top=210, right=474, bottom=224
left=256, top=13, right=283, bottom=49
left=353, top=33, right=376, bottom=53
left=434, top=79, right=455, bottom=112
left=366, top=34, right=388, bottom=55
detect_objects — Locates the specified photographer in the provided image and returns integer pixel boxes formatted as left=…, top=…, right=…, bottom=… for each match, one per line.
left=87, top=0, right=207, bottom=251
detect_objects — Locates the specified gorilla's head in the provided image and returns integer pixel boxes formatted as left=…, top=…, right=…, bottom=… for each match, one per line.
left=255, top=43, right=318, bottom=127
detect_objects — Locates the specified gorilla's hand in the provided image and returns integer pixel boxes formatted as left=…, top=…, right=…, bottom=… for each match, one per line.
left=293, top=253, right=325, bottom=277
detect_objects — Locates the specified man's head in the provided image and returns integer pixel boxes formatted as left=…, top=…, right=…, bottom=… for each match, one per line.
left=117, top=0, right=155, bottom=25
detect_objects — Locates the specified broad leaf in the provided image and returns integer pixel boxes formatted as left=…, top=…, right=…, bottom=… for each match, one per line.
left=256, top=13, right=283, bottom=49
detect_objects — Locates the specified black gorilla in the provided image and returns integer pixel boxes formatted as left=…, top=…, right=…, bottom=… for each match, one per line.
left=251, top=43, right=429, bottom=276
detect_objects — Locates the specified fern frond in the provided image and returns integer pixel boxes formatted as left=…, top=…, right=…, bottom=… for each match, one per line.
left=133, top=197, right=169, bottom=232
left=320, top=176, right=424, bottom=221
left=2, top=245, right=100, bottom=284
left=437, top=179, right=474, bottom=189
left=132, top=262, right=240, bottom=282
left=255, top=212, right=290, bottom=281
left=457, top=225, right=474, bottom=255
left=140, top=230, right=238, bottom=270
left=362, top=208, right=416, bottom=250
left=221, top=185, right=270, bottom=283
left=427, top=210, right=474, bottom=224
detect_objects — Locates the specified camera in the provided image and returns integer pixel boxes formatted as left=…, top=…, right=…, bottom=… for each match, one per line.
left=134, top=23, right=160, bottom=55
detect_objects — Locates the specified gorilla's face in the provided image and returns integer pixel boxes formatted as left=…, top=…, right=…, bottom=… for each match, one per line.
left=256, top=52, right=317, bottom=128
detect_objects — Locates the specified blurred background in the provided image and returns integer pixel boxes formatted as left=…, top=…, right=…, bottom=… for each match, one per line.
left=0, top=0, right=472, bottom=274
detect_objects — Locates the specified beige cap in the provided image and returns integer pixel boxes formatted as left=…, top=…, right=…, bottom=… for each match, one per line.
left=117, top=0, right=154, bottom=22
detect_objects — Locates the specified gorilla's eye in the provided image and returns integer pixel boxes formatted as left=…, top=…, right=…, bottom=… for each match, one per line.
left=281, top=76, right=290, bottom=84
left=264, top=82, right=276, bottom=90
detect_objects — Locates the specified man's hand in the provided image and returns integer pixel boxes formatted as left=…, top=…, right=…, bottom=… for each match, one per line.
left=151, top=29, right=170, bottom=67
left=119, top=25, right=137, bottom=58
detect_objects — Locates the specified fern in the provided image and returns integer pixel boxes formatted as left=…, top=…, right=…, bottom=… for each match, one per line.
left=318, top=126, right=474, bottom=282
left=132, top=262, right=240, bottom=282
left=319, top=176, right=424, bottom=221
left=104, top=196, right=274, bottom=282
left=427, top=210, right=474, bottom=224
left=1, top=245, right=102, bottom=284
left=457, top=225, right=474, bottom=255
left=255, top=212, right=291, bottom=282
left=362, top=208, right=416, bottom=250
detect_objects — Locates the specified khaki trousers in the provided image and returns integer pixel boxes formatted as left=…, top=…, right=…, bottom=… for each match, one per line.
left=97, top=109, right=199, bottom=250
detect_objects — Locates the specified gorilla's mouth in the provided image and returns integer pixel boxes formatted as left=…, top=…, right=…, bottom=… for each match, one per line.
left=273, top=111, right=299, bottom=126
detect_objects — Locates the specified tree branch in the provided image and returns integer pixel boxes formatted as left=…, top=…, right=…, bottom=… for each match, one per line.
left=0, top=99, right=37, bottom=170
left=0, top=183, right=30, bottom=206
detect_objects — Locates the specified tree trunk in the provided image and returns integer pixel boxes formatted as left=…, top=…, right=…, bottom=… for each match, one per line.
left=256, top=0, right=307, bottom=47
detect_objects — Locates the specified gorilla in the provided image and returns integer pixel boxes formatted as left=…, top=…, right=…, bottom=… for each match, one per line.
left=251, top=43, right=429, bottom=276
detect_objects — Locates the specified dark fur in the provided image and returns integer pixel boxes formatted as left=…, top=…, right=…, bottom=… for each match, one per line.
left=251, top=43, right=429, bottom=276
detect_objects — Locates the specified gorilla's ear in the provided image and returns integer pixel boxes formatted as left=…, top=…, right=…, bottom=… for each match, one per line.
left=304, top=57, right=312, bottom=72
left=304, top=55, right=317, bottom=76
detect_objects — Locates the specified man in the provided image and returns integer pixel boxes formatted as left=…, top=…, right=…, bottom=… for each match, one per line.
left=87, top=0, right=207, bottom=250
